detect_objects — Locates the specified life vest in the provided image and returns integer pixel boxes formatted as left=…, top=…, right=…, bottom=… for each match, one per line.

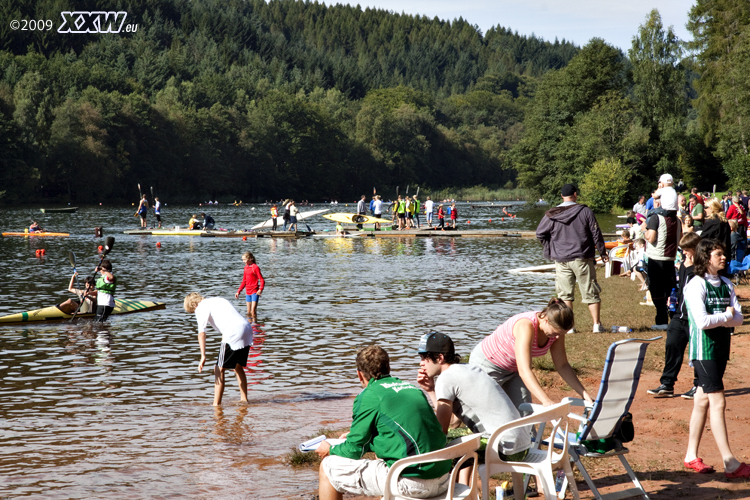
left=397, top=200, right=406, bottom=214
left=271, top=207, right=278, bottom=217
left=96, top=275, right=117, bottom=296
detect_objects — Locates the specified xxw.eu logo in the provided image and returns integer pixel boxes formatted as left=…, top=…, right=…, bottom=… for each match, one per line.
left=57, top=12, right=137, bottom=33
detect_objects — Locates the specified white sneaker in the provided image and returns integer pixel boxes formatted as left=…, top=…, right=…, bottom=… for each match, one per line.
left=651, top=324, right=668, bottom=331
left=593, top=324, right=605, bottom=333
left=567, top=328, right=576, bottom=334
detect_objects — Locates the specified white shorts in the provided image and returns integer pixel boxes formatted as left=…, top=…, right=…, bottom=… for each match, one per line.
left=322, top=455, right=449, bottom=498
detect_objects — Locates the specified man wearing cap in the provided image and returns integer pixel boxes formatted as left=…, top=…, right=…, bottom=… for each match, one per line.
left=416, top=332, right=531, bottom=483
left=536, top=184, right=608, bottom=333
left=316, top=345, right=450, bottom=500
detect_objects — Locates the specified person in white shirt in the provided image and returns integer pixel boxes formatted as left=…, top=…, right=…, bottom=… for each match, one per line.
left=655, top=173, right=678, bottom=211
left=424, top=197, right=435, bottom=227
left=184, top=293, right=254, bottom=406
left=372, top=195, right=384, bottom=230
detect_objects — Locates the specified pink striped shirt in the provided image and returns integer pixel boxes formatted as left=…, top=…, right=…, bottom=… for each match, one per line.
left=480, top=311, right=557, bottom=372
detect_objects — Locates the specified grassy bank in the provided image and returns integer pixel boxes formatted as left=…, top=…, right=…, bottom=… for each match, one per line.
left=422, top=185, right=530, bottom=202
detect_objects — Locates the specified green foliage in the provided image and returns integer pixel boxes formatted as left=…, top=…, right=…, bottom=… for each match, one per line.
left=580, top=158, right=632, bottom=213
left=723, top=155, right=750, bottom=190
left=0, top=0, right=582, bottom=202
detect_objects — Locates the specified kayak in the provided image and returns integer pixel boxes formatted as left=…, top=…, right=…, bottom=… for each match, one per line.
left=149, top=229, right=231, bottom=236
left=322, top=213, right=393, bottom=225
left=40, top=207, right=78, bottom=213
left=0, top=298, right=166, bottom=325
left=2, top=232, right=69, bottom=237
left=251, top=209, right=330, bottom=230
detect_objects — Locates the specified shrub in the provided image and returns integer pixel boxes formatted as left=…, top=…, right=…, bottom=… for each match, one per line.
left=580, top=158, right=632, bottom=213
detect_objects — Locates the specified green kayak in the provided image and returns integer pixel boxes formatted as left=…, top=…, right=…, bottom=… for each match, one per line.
left=0, top=298, right=166, bottom=325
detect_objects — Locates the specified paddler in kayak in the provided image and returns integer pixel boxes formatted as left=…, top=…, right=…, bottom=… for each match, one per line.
left=57, top=272, right=98, bottom=314
left=29, top=221, right=44, bottom=233
left=94, top=260, right=117, bottom=322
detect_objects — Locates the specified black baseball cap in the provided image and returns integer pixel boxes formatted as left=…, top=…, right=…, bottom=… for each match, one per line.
left=561, top=184, right=577, bottom=197
left=417, top=331, right=455, bottom=356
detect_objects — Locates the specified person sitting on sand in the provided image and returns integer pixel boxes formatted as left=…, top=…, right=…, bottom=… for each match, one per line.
left=315, top=345, right=450, bottom=500
left=184, top=292, right=254, bottom=406
left=416, top=332, right=531, bottom=485
left=57, top=273, right=97, bottom=314
left=469, top=298, right=593, bottom=412
left=682, top=238, right=749, bottom=478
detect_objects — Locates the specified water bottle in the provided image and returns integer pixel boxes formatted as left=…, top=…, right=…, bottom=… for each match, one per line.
left=668, top=288, right=678, bottom=313
left=611, top=326, right=633, bottom=333
left=555, top=470, right=566, bottom=492
left=496, top=485, right=504, bottom=499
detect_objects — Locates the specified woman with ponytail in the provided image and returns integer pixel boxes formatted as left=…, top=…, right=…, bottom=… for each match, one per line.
left=469, top=298, right=593, bottom=410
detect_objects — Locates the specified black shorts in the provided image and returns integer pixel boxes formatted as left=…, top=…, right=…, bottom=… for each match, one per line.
left=374, top=213, right=382, bottom=219
left=407, top=213, right=413, bottom=219
left=693, top=358, right=728, bottom=393
left=217, top=343, right=250, bottom=368
left=398, top=214, right=406, bottom=220
left=155, top=214, right=161, bottom=221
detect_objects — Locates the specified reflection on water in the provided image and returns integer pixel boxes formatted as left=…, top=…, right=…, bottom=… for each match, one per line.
left=0, top=203, right=619, bottom=498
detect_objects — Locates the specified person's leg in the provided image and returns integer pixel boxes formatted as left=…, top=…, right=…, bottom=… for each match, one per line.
left=213, top=365, right=226, bottom=406
left=249, top=300, right=258, bottom=322
left=587, top=302, right=601, bottom=326
left=684, top=386, right=708, bottom=463
left=660, top=318, right=689, bottom=387
left=319, top=462, right=343, bottom=500
left=234, top=364, right=248, bottom=403
left=706, top=391, right=742, bottom=471
left=246, top=297, right=252, bottom=316
left=575, top=259, right=602, bottom=326
left=555, top=262, right=576, bottom=316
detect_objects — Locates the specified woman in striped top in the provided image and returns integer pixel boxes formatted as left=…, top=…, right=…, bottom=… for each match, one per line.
left=469, top=299, right=593, bottom=411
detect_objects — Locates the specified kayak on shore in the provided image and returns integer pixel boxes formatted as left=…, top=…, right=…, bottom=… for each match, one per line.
left=0, top=298, right=166, bottom=325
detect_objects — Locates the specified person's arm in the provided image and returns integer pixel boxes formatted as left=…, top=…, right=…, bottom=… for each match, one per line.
left=684, top=278, right=740, bottom=330
left=67, top=273, right=78, bottom=294
left=255, top=265, right=265, bottom=296
left=728, top=286, right=744, bottom=327
left=586, top=209, right=608, bottom=261
left=549, top=336, right=593, bottom=404
left=513, top=319, right=555, bottom=406
left=197, top=331, right=207, bottom=372
left=324, top=396, right=377, bottom=460
left=415, top=370, right=453, bottom=433
left=644, top=215, right=659, bottom=244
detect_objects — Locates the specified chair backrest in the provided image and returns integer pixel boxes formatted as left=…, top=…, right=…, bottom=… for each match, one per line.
left=486, top=401, right=571, bottom=465
left=383, top=433, right=481, bottom=500
left=579, top=337, right=661, bottom=441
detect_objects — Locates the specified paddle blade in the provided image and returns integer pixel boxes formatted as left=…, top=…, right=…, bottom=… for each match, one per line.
left=150, top=186, right=154, bottom=198
left=103, top=236, right=115, bottom=254
left=406, top=185, right=410, bottom=194
left=68, top=251, right=76, bottom=267
left=396, top=186, right=399, bottom=196
left=373, top=187, right=376, bottom=195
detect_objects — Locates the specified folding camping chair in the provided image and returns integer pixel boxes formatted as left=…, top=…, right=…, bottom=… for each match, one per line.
left=542, top=337, right=661, bottom=500
left=729, top=254, right=750, bottom=286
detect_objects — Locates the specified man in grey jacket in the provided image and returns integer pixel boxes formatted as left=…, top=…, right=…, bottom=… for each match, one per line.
left=536, top=184, right=609, bottom=333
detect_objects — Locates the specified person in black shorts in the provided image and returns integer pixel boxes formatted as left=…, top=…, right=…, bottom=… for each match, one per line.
left=184, top=293, right=255, bottom=406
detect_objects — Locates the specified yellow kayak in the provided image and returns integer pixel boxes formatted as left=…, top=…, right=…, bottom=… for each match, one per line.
left=0, top=299, right=166, bottom=325
left=2, top=232, right=69, bottom=237
left=323, top=213, right=393, bottom=225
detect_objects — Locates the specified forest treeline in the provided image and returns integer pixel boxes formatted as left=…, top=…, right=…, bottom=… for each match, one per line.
left=1, top=0, right=578, bottom=203
left=1, top=0, right=749, bottom=209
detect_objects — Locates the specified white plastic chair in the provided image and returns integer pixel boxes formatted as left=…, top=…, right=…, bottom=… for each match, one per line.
left=383, top=433, right=481, bottom=500
left=479, top=401, right=578, bottom=500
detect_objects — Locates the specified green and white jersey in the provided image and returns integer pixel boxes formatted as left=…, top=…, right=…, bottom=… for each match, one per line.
left=685, top=274, right=742, bottom=361
left=329, top=375, right=450, bottom=478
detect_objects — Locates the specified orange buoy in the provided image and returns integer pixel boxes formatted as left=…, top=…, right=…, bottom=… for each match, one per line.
left=501, top=217, right=505, bottom=221
left=98, top=245, right=103, bottom=252
left=156, top=242, right=161, bottom=248
left=35, top=249, right=41, bottom=256
left=489, top=219, right=492, bottom=223
left=40, top=249, right=45, bottom=255
left=467, top=220, right=471, bottom=224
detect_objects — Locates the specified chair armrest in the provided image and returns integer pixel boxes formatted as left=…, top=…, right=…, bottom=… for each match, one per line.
left=562, top=397, right=593, bottom=408
left=518, top=402, right=546, bottom=413
left=567, top=413, right=587, bottom=422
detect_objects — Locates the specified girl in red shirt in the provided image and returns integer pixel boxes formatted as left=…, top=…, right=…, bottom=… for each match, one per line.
left=235, top=251, right=265, bottom=322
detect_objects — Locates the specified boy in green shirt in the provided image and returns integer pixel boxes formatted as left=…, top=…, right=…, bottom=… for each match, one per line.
left=316, top=345, right=450, bottom=499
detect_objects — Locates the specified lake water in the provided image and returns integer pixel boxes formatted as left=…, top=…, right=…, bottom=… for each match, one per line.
left=0, top=202, right=621, bottom=498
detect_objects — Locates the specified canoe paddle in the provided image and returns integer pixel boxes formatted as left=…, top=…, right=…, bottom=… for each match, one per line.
left=70, top=236, right=115, bottom=321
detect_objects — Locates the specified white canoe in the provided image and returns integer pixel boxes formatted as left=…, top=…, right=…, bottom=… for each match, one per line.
left=251, top=209, right=330, bottom=230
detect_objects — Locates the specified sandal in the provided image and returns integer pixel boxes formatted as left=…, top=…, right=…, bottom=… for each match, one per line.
left=726, top=462, right=750, bottom=479
left=684, top=458, right=715, bottom=474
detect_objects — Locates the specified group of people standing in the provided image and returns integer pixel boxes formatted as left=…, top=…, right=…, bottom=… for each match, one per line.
left=134, top=194, right=162, bottom=228
left=539, top=175, right=750, bottom=479
left=269, top=200, right=300, bottom=231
